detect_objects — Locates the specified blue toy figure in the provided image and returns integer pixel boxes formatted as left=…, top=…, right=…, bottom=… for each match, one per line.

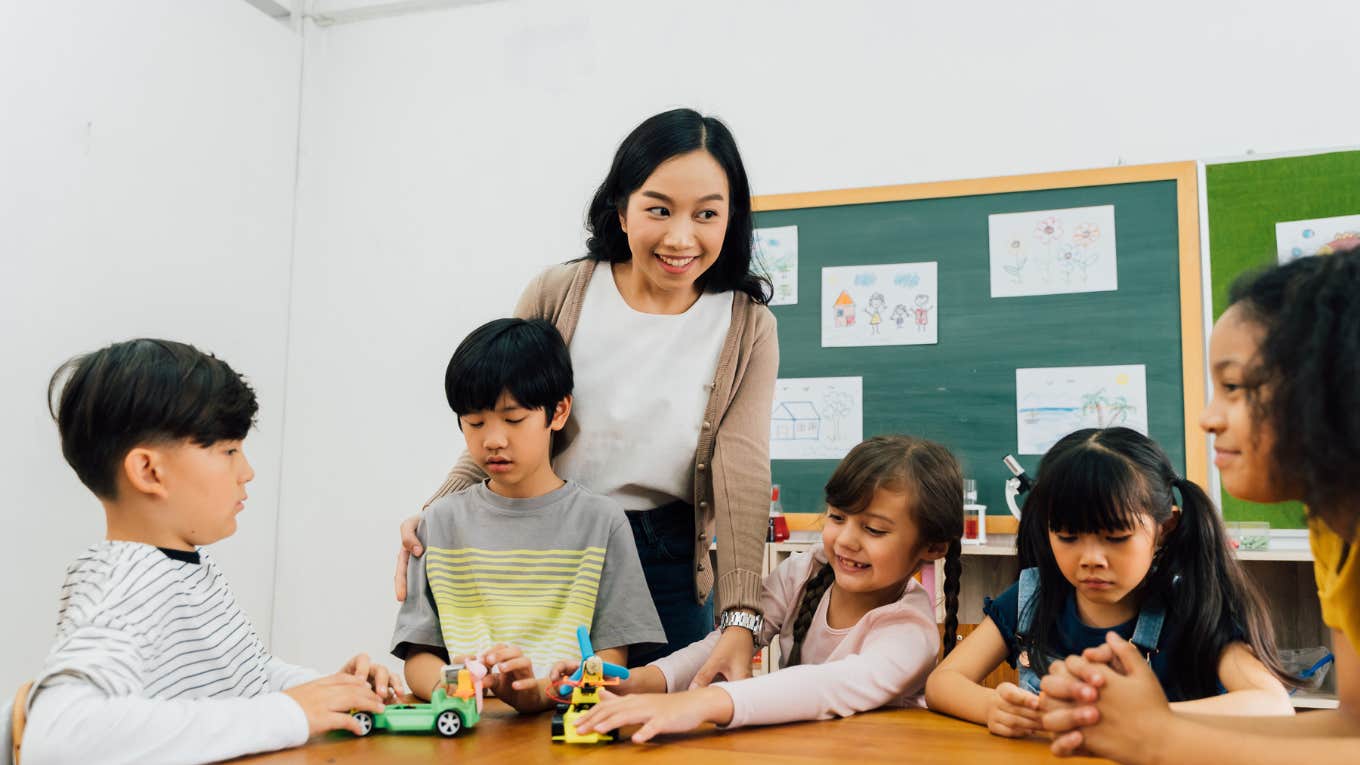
left=550, top=626, right=629, bottom=744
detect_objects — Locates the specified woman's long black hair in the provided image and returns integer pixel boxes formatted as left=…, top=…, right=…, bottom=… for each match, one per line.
left=1017, top=427, right=1293, bottom=699
left=583, top=108, right=769, bottom=304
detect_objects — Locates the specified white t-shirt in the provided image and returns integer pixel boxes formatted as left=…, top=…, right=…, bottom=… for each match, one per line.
left=554, top=261, right=733, bottom=510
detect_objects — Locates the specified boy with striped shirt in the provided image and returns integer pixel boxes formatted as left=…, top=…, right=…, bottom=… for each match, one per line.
left=391, top=319, right=664, bottom=712
left=21, top=339, right=398, bottom=765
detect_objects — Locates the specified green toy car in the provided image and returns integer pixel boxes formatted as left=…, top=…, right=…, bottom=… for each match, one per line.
left=352, top=663, right=483, bottom=738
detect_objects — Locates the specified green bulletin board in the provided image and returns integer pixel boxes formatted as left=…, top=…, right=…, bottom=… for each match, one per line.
left=1204, top=149, right=1360, bottom=528
left=754, top=163, right=1208, bottom=525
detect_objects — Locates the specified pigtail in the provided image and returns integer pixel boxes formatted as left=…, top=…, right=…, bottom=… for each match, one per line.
left=941, top=539, right=962, bottom=656
left=1157, top=476, right=1297, bottom=696
left=785, top=562, right=835, bottom=667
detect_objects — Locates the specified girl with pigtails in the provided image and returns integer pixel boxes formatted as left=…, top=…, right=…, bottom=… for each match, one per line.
left=558, top=435, right=965, bottom=741
left=925, top=427, right=1294, bottom=738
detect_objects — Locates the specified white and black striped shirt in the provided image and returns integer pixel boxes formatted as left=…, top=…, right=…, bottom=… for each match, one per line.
left=21, top=541, right=315, bottom=765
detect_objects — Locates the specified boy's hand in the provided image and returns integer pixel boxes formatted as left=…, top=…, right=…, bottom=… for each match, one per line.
left=339, top=653, right=405, bottom=701
left=690, top=627, right=755, bottom=688
left=393, top=514, right=423, bottom=602
left=574, top=687, right=734, bottom=743
left=481, top=643, right=547, bottom=713
left=283, top=673, right=385, bottom=737
left=985, top=681, right=1044, bottom=738
left=547, top=658, right=580, bottom=691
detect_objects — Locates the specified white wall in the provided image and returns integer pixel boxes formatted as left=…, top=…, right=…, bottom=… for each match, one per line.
left=0, top=1, right=301, bottom=692
left=274, top=0, right=1360, bottom=669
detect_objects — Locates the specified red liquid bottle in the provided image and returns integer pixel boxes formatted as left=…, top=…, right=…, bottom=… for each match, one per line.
left=769, top=485, right=790, bottom=542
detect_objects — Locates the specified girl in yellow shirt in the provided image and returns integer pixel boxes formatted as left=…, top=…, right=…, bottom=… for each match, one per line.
left=1038, top=248, right=1360, bottom=764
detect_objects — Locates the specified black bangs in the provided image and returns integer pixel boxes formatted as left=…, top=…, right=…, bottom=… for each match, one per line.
left=444, top=318, right=573, bottom=421
left=1027, top=429, right=1155, bottom=536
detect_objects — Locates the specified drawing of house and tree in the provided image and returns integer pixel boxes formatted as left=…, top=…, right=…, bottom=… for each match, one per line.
left=771, top=402, right=821, bottom=441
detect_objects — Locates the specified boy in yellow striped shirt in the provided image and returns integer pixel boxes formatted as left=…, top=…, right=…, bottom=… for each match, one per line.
left=391, top=319, right=664, bottom=712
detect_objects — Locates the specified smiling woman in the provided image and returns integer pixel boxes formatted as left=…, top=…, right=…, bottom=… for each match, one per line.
left=396, top=109, right=779, bottom=680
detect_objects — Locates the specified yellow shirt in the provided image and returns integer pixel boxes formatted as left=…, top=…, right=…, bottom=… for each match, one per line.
left=1310, top=516, right=1360, bottom=654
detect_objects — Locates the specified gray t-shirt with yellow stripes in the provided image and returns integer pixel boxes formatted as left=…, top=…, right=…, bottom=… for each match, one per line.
left=391, top=480, right=665, bottom=677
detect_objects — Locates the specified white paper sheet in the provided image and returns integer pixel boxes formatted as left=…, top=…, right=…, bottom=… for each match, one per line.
left=1015, top=365, right=1148, bottom=455
left=1274, top=214, right=1360, bottom=264
left=989, top=205, right=1118, bottom=297
left=821, top=263, right=937, bottom=347
left=770, top=376, right=863, bottom=460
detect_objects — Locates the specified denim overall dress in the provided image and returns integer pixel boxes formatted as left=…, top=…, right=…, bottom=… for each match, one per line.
left=1014, top=567, right=1165, bottom=693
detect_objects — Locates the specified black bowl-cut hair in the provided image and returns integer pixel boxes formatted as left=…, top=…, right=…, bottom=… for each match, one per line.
left=48, top=339, right=258, bottom=499
left=444, top=318, right=573, bottom=425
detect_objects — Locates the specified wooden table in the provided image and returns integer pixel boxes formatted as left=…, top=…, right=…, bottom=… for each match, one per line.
left=232, top=700, right=1110, bottom=764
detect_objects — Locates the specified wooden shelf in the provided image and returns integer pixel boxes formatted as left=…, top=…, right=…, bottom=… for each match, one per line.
left=1292, top=691, right=1339, bottom=710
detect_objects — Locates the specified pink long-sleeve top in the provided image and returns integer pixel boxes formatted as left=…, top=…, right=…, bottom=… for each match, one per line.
left=650, top=547, right=940, bottom=728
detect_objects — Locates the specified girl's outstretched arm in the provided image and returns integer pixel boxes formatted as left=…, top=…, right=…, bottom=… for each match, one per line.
left=924, top=617, right=1043, bottom=737
left=1164, top=642, right=1293, bottom=716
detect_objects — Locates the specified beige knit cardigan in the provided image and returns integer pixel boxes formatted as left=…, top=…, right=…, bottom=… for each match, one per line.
left=426, top=260, right=779, bottom=613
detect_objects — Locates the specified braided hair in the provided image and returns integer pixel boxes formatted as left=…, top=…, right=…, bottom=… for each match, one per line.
left=785, top=435, right=965, bottom=666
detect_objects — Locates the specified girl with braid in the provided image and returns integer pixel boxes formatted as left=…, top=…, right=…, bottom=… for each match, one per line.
left=563, top=435, right=965, bottom=742
left=925, top=427, right=1294, bottom=739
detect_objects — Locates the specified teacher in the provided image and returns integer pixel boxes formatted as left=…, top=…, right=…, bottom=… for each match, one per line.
left=395, top=108, right=778, bottom=681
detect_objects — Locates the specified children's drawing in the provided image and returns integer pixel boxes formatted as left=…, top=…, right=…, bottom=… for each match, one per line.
left=833, top=290, right=855, bottom=326
left=891, top=304, right=908, bottom=329
left=753, top=225, right=799, bottom=305
left=989, top=205, right=1118, bottom=298
left=1274, top=214, right=1360, bottom=264
left=771, top=402, right=820, bottom=441
left=822, top=263, right=938, bottom=347
left=866, top=293, right=887, bottom=335
left=1015, top=365, right=1148, bottom=455
left=770, top=377, right=862, bottom=460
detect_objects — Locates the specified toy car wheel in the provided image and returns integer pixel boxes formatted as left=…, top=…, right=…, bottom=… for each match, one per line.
left=608, top=729, right=622, bottom=744
left=436, top=710, right=463, bottom=737
left=352, top=712, right=374, bottom=737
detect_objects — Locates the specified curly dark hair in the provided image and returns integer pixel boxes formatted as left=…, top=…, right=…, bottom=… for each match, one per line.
left=1228, top=249, right=1360, bottom=540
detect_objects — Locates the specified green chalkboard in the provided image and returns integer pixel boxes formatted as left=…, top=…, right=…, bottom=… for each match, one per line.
left=754, top=164, right=1207, bottom=522
left=1204, top=149, right=1360, bottom=528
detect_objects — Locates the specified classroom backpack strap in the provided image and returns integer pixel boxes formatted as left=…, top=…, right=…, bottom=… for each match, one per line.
left=1015, top=567, right=1043, bottom=693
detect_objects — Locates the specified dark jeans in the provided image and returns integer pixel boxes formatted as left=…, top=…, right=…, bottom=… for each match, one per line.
left=626, top=503, right=716, bottom=666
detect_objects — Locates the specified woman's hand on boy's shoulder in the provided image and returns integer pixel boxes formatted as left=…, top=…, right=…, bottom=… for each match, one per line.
left=393, top=514, right=424, bottom=602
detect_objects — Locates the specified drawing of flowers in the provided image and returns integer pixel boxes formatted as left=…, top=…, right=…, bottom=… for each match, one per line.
left=1072, top=222, right=1100, bottom=247
left=1034, top=216, right=1063, bottom=244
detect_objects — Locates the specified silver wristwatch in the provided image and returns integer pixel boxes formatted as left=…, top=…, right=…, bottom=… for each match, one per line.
left=718, top=609, right=763, bottom=634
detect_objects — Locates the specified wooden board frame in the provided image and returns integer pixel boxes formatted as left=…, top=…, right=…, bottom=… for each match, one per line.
left=754, top=161, right=1208, bottom=532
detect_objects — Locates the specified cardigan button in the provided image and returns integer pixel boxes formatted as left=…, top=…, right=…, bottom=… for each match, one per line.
left=699, top=501, right=709, bottom=510
left=703, top=421, right=712, bottom=430
left=697, top=463, right=706, bottom=472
